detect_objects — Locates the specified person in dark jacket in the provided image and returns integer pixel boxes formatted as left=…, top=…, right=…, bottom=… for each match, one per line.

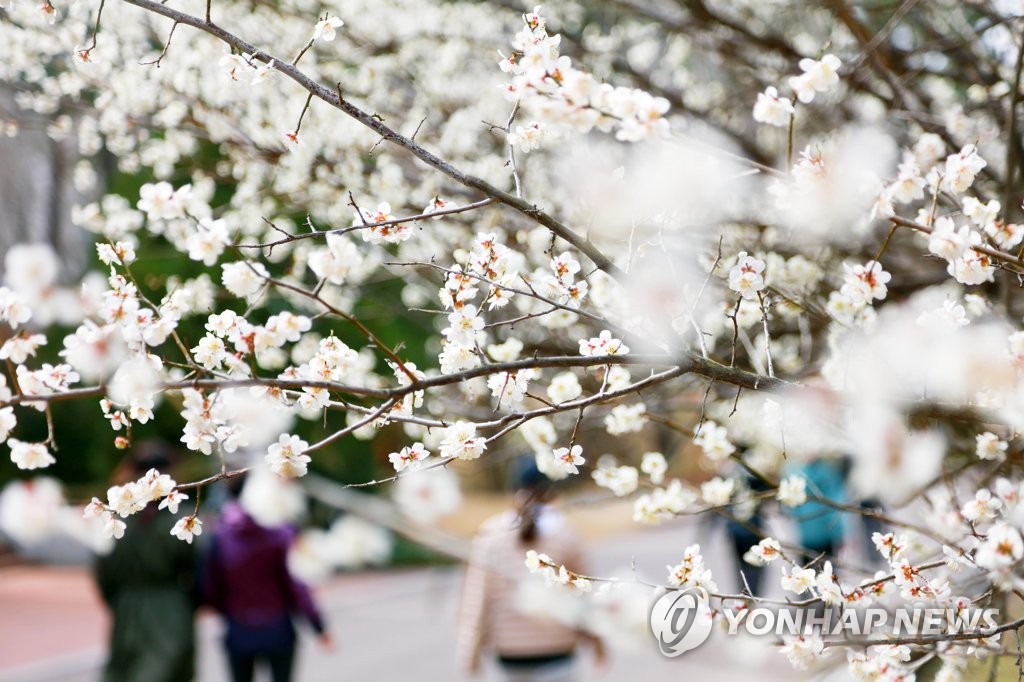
left=202, top=475, right=331, bottom=682
left=725, top=515, right=764, bottom=593
left=715, top=448, right=771, bottom=595
left=95, top=442, right=197, bottom=682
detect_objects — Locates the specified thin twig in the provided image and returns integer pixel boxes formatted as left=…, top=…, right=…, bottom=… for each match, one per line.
left=119, top=0, right=625, bottom=278
left=79, top=0, right=106, bottom=56
left=139, top=21, right=180, bottom=67
left=236, top=199, right=495, bottom=249
left=504, top=101, right=523, bottom=198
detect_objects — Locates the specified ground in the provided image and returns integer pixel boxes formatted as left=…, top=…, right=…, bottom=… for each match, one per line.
left=0, top=499, right=886, bottom=681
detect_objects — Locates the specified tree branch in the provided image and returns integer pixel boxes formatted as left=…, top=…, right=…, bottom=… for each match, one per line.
left=119, top=0, right=625, bottom=278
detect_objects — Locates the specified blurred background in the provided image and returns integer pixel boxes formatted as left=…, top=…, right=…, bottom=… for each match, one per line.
left=0, top=475, right=810, bottom=682
left=3, top=0, right=1024, bottom=680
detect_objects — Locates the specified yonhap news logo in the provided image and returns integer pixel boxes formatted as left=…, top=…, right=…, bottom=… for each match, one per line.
left=648, top=587, right=714, bottom=657
left=648, top=593, right=1001, bottom=658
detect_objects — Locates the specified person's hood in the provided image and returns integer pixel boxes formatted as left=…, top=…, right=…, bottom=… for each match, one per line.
left=220, top=500, right=298, bottom=540
left=220, top=500, right=263, bottom=532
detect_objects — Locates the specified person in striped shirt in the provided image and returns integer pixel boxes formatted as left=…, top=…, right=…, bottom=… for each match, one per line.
left=456, top=456, right=605, bottom=681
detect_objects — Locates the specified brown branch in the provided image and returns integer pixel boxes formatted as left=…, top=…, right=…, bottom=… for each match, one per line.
left=80, top=0, right=107, bottom=55
left=389, top=260, right=611, bottom=328
left=176, top=465, right=248, bottom=492
left=0, top=355, right=677, bottom=406
left=890, top=215, right=1024, bottom=273
left=236, top=198, right=495, bottom=249
left=139, top=20, right=179, bottom=67
left=265, top=275, right=419, bottom=383
left=1004, top=33, right=1024, bottom=222
left=285, top=91, right=314, bottom=143
left=119, top=0, right=624, bottom=279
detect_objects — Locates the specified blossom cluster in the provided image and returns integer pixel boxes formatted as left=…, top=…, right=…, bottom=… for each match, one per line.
left=502, top=7, right=670, bottom=149
left=83, top=468, right=191, bottom=541
left=752, top=53, right=842, bottom=127
left=525, top=548, right=592, bottom=592
left=4, top=0, right=1024, bottom=674
left=666, top=544, right=717, bottom=592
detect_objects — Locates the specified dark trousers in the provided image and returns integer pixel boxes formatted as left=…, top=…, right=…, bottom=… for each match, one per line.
left=727, top=529, right=764, bottom=594
left=228, top=648, right=294, bottom=682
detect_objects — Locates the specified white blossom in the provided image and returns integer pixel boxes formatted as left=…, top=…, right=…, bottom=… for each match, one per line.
left=103, top=514, right=127, bottom=540
left=547, top=371, right=582, bottom=403
left=107, top=482, right=147, bottom=518
left=221, top=261, right=268, bottom=298
left=962, top=489, right=1002, bottom=523
left=170, top=515, right=202, bottom=544
left=777, top=475, right=808, bottom=507
left=592, top=463, right=639, bottom=496
left=728, top=252, right=766, bottom=299
left=5, top=243, right=59, bottom=294
left=552, top=444, right=585, bottom=475
left=948, top=238, right=995, bottom=285
left=788, top=54, right=842, bottom=103
left=0, top=333, right=45, bottom=364
left=692, top=421, right=735, bottom=461
left=976, top=432, right=1008, bottom=461
left=942, top=145, right=987, bottom=194
left=158, top=490, right=188, bottom=514
left=700, top=477, right=734, bottom=506
left=752, top=86, right=794, bottom=127
left=603, top=402, right=647, bottom=435
left=744, top=537, right=782, bottom=566
left=640, top=452, right=667, bottom=484
left=0, top=287, right=32, bottom=328
left=780, top=634, right=825, bottom=670
left=872, top=532, right=908, bottom=561
left=8, top=439, right=55, bottom=470
left=439, top=421, right=487, bottom=461
left=0, top=407, right=16, bottom=441
left=312, top=16, right=344, bottom=42
left=781, top=566, right=816, bottom=595
left=393, top=467, right=462, bottom=522
left=929, top=217, right=970, bottom=261
left=841, top=261, right=891, bottom=305
left=975, top=522, right=1023, bottom=572
left=186, top=218, right=230, bottom=266
left=667, top=544, right=717, bottom=591
left=578, top=330, right=629, bottom=356
left=388, top=442, right=431, bottom=472
left=266, top=434, right=312, bottom=478
left=525, top=549, right=551, bottom=572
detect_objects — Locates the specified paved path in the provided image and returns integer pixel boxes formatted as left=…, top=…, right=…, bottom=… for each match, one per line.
left=0, top=518, right=841, bottom=681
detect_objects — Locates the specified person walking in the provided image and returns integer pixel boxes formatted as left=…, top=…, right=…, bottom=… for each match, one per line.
left=787, top=455, right=847, bottom=565
left=457, top=457, right=604, bottom=681
left=713, top=448, right=774, bottom=595
left=201, top=474, right=331, bottom=682
left=95, top=441, right=197, bottom=682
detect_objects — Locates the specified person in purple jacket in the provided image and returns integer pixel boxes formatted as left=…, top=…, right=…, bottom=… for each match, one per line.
left=202, top=475, right=332, bottom=682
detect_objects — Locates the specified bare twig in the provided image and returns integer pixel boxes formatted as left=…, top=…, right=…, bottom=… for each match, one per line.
left=236, top=198, right=495, bottom=249
left=139, top=21, right=180, bottom=67
left=120, top=0, right=625, bottom=278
